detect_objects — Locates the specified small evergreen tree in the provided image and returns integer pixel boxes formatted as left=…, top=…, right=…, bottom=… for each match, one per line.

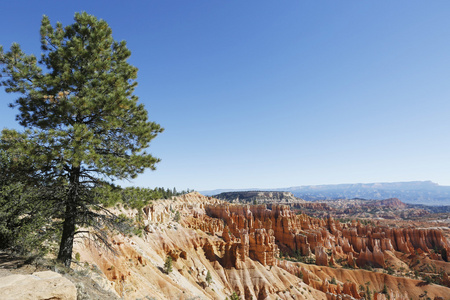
left=174, top=211, right=181, bottom=222
left=164, top=256, right=173, bottom=274
left=206, top=270, right=212, bottom=286
left=229, top=292, right=240, bottom=300
left=365, top=283, right=372, bottom=300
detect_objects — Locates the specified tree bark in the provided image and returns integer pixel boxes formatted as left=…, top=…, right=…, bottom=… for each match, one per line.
left=57, top=167, right=80, bottom=268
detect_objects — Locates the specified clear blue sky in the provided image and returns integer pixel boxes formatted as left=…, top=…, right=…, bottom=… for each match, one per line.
left=1, top=1, right=450, bottom=191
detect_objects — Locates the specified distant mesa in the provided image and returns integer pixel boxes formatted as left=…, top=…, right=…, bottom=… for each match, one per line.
left=362, top=198, right=408, bottom=209
left=202, top=181, right=450, bottom=205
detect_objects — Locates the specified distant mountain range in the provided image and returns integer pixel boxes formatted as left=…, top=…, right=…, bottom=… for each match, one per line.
left=200, top=181, right=450, bottom=205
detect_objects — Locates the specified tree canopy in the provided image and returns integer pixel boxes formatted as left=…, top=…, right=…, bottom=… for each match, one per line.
left=0, top=12, right=163, bottom=267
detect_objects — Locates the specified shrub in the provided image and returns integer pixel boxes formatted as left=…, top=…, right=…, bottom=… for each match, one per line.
left=164, top=256, right=173, bottom=274
left=206, top=270, right=212, bottom=286
left=174, top=211, right=181, bottom=222
left=228, top=292, right=240, bottom=300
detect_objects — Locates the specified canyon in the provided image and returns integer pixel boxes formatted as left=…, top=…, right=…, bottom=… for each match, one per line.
left=67, top=192, right=450, bottom=299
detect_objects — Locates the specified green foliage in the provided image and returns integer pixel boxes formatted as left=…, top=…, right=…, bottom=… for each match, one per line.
left=423, top=275, right=433, bottom=284
left=0, top=12, right=163, bottom=267
left=205, top=271, right=212, bottom=286
left=0, top=182, right=54, bottom=254
left=118, top=186, right=191, bottom=209
left=206, top=270, right=212, bottom=286
left=365, top=287, right=372, bottom=300
left=174, top=211, right=181, bottom=223
left=279, top=248, right=318, bottom=265
left=152, top=187, right=192, bottom=199
left=227, top=292, right=240, bottom=300
left=164, top=256, right=173, bottom=274
left=120, top=187, right=157, bottom=209
left=329, top=277, right=337, bottom=285
left=336, top=218, right=352, bottom=224
left=386, top=266, right=394, bottom=275
left=363, top=263, right=374, bottom=271
left=0, top=149, right=59, bottom=255
left=365, top=282, right=372, bottom=300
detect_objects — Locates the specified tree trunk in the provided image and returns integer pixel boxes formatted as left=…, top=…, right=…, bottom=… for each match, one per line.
left=57, top=167, right=80, bottom=268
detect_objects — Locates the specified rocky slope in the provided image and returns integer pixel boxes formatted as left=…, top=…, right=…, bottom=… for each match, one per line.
left=69, top=192, right=450, bottom=299
left=0, top=271, right=77, bottom=300
left=73, top=192, right=321, bottom=299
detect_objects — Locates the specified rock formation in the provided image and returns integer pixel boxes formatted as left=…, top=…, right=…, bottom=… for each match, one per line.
left=205, top=202, right=450, bottom=271
left=69, top=192, right=450, bottom=300
left=315, top=246, right=329, bottom=266
left=0, top=271, right=77, bottom=300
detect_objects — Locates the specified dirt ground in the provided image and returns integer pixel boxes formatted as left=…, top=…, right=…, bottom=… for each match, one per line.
left=0, top=252, right=48, bottom=277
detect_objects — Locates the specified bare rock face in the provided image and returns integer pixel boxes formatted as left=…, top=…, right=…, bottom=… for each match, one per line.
left=373, top=293, right=388, bottom=300
left=356, top=245, right=385, bottom=268
left=373, top=198, right=408, bottom=209
left=204, top=204, right=280, bottom=267
left=249, top=228, right=278, bottom=266
left=204, top=202, right=450, bottom=272
left=0, top=271, right=77, bottom=300
left=342, top=281, right=361, bottom=299
left=315, top=246, right=329, bottom=266
left=222, top=226, right=231, bottom=242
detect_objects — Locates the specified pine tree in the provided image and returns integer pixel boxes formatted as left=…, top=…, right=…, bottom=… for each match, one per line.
left=164, top=256, right=173, bottom=274
left=205, top=270, right=212, bottom=286
left=0, top=12, right=163, bottom=267
left=174, top=211, right=181, bottom=222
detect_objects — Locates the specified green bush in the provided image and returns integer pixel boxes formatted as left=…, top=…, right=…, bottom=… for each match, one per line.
left=174, top=211, right=181, bottom=222
left=164, top=256, right=173, bottom=274
left=206, top=270, right=212, bottom=286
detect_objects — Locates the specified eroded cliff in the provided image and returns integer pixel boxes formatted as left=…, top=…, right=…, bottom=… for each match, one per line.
left=72, top=192, right=450, bottom=299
